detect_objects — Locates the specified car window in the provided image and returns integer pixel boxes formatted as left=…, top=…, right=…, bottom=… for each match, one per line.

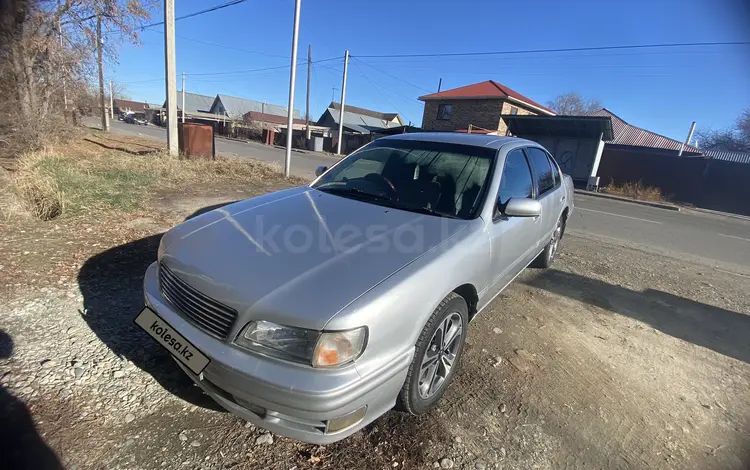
left=497, top=149, right=533, bottom=208
left=312, top=139, right=496, bottom=219
left=335, top=156, right=385, bottom=181
left=525, top=147, right=555, bottom=196
left=548, top=154, right=560, bottom=185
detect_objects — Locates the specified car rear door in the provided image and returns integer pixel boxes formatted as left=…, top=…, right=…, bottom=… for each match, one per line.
left=485, top=148, right=541, bottom=297
left=524, top=146, right=560, bottom=247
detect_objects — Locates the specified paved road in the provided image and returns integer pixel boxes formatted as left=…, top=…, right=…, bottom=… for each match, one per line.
left=94, top=118, right=750, bottom=269
left=90, top=119, right=338, bottom=180
left=569, top=194, right=750, bottom=270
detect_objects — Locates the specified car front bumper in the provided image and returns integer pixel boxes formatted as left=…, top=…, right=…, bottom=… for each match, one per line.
left=143, top=262, right=411, bottom=444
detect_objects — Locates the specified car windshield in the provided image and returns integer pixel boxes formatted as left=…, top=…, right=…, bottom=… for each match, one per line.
left=312, top=139, right=496, bottom=219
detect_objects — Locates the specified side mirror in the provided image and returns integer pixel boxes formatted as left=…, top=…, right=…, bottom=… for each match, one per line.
left=503, top=198, right=541, bottom=217
left=315, top=165, right=328, bottom=177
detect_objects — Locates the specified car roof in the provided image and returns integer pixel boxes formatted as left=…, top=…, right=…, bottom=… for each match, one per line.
left=377, top=132, right=533, bottom=150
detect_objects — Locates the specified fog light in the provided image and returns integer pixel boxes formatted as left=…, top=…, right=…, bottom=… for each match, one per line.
left=326, top=406, right=367, bottom=434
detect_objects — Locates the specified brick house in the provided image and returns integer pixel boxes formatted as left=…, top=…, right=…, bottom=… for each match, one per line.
left=419, top=80, right=555, bottom=135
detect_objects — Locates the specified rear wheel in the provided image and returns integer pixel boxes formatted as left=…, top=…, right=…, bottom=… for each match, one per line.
left=398, top=293, right=468, bottom=415
left=532, top=215, right=564, bottom=269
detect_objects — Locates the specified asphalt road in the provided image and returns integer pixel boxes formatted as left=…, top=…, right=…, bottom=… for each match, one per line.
left=91, top=119, right=338, bottom=180
left=95, top=118, right=750, bottom=270
left=568, top=194, right=750, bottom=270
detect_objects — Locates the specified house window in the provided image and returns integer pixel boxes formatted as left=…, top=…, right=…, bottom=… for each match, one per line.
left=510, top=106, right=519, bottom=115
left=437, top=103, right=452, bottom=120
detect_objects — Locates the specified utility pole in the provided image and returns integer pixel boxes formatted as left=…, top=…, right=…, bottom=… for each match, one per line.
left=164, top=0, right=178, bottom=156
left=678, top=121, right=697, bottom=156
left=305, top=44, right=312, bottom=141
left=181, top=72, right=186, bottom=123
left=437, top=78, right=442, bottom=92
left=96, top=15, right=109, bottom=132
left=336, top=50, right=349, bottom=156
left=109, top=80, right=114, bottom=119
left=284, top=0, right=302, bottom=178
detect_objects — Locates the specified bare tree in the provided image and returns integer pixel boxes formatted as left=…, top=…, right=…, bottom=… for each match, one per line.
left=0, top=0, right=152, bottom=152
left=695, top=107, right=750, bottom=152
left=547, top=92, right=602, bottom=116
left=109, top=81, right=130, bottom=101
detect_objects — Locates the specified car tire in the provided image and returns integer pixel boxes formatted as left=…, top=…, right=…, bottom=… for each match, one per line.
left=398, top=292, right=468, bottom=415
left=531, top=215, right=564, bottom=269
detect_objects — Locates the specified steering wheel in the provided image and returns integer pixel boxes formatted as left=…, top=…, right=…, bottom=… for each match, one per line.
left=363, top=173, right=397, bottom=198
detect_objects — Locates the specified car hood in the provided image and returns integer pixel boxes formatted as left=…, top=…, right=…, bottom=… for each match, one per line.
left=159, top=187, right=470, bottom=331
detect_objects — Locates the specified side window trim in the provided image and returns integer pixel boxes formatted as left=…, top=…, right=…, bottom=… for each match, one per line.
left=544, top=150, right=562, bottom=188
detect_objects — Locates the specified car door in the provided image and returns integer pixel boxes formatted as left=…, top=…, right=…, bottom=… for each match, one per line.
left=486, top=148, right=541, bottom=296
left=524, top=146, right=560, bottom=247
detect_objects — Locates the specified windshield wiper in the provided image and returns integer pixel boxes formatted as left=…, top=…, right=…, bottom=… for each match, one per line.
left=317, top=186, right=460, bottom=219
left=378, top=201, right=462, bottom=219
left=316, top=186, right=392, bottom=202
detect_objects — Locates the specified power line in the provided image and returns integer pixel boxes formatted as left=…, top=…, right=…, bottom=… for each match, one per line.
left=354, top=41, right=750, bottom=59
left=186, top=57, right=340, bottom=77
left=351, top=57, right=432, bottom=93
left=144, top=28, right=289, bottom=59
left=352, top=61, right=411, bottom=123
left=348, top=66, right=422, bottom=105
left=137, top=0, right=249, bottom=30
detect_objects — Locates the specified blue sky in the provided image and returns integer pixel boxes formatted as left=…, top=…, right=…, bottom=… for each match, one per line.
left=111, top=0, right=750, bottom=141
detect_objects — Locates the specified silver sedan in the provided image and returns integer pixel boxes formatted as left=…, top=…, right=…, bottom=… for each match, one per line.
left=137, top=133, right=573, bottom=443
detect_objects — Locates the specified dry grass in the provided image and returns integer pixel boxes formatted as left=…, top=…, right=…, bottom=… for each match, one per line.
left=602, top=180, right=663, bottom=202
left=5, top=132, right=307, bottom=220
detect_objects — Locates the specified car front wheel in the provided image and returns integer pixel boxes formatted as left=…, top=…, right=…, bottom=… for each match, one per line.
left=398, top=292, right=468, bottom=415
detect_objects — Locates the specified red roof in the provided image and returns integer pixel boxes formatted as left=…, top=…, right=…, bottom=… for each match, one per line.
left=113, top=99, right=148, bottom=112
left=419, top=80, right=555, bottom=115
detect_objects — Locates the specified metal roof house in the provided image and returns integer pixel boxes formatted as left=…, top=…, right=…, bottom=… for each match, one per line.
left=113, top=99, right=149, bottom=114
left=210, top=94, right=300, bottom=121
left=162, top=92, right=215, bottom=114
left=588, top=108, right=701, bottom=156
left=316, top=104, right=403, bottom=134
left=700, top=149, right=750, bottom=164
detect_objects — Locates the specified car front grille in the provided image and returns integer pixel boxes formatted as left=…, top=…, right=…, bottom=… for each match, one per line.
left=158, top=263, right=238, bottom=340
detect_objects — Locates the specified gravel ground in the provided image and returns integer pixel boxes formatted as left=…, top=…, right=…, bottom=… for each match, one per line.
left=1, top=196, right=749, bottom=470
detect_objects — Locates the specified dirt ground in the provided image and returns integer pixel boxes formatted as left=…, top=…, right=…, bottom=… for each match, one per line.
left=1, top=177, right=749, bottom=469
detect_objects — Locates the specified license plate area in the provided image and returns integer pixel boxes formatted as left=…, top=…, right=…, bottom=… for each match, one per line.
left=135, top=307, right=210, bottom=375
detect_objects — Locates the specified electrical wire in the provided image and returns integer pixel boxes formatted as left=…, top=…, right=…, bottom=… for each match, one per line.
left=144, top=28, right=289, bottom=59
left=351, top=57, right=432, bottom=93
left=354, top=41, right=750, bottom=59
left=352, top=61, right=407, bottom=120
left=138, top=0, right=249, bottom=30
left=185, top=57, right=341, bottom=77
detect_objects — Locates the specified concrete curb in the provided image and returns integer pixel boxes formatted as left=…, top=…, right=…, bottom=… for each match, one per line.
left=574, top=190, right=681, bottom=211
left=681, top=206, right=750, bottom=222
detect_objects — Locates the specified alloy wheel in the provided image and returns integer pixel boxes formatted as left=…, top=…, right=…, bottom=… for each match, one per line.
left=418, top=312, right=463, bottom=399
left=548, top=219, right=562, bottom=262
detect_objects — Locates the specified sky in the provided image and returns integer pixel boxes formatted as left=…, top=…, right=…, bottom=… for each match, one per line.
left=110, top=0, right=750, bottom=142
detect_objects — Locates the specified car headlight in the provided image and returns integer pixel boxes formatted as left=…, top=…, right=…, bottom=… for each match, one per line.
left=236, top=321, right=367, bottom=368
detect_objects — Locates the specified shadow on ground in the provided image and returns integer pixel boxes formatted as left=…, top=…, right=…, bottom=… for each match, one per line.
left=76, top=202, right=235, bottom=408
left=524, top=269, right=750, bottom=364
left=0, top=330, right=63, bottom=470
